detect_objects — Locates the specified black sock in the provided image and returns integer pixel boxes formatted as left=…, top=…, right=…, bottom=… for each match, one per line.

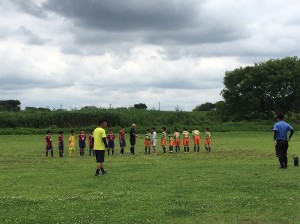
left=112, top=149, right=114, bottom=155
left=51, top=151, right=53, bottom=157
left=96, top=169, right=100, bottom=174
left=101, top=168, right=105, bottom=173
left=46, top=151, right=48, bottom=157
left=194, top=146, right=196, bottom=152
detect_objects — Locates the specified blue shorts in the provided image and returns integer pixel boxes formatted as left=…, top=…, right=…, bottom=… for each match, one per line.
left=79, top=141, right=86, bottom=148
left=46, top=146, right=53, bottom=151
left=108, top=141, right=115, bottom=148
left=120, top=139, right=126, bottom=147
left=59, top=143, right=64, bottom=150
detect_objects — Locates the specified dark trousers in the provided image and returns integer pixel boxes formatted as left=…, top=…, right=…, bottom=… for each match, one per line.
left=275, top=140, right=288, bottom=168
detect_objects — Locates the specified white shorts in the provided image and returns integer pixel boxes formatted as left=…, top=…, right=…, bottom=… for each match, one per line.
left=152, top=139, right=157, bottom=147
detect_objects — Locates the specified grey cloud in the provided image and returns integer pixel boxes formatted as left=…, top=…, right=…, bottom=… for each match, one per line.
left=43, top=0, right=198, bottom=31
left=15, top=26, right=48, bottom=45
left=10, top=0, right=46, bottom=18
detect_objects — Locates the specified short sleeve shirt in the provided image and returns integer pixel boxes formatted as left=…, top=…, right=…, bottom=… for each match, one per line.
left=93, top=127, right=107, bottom=150
left=273, top=121, right=293, bottom=140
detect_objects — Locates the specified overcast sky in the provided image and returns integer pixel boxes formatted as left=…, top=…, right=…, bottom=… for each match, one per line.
left=1, top=0, right=300, bottom=111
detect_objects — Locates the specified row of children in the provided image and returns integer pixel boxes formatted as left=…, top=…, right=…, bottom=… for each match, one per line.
left=44, top=128, right=121, bottom=157
left=44, top=127, right=211, bottom=157
left=144, top=127, right=211, bottom=155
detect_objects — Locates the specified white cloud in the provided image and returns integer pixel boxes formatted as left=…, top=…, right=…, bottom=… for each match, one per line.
left=1, top=0, right=300, bottom=111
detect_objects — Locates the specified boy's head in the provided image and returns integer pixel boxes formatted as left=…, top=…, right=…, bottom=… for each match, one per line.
left=174, top=128, right=178, bottom=132
left=276, top=113, right=285, bottom=120
left=162, top=127, right=166, bottom=131
left=46, top=130, right=51, bottom=134
left=71, top=130, right=74, bottom=135
left=152, top=127, right=156, bottom=131
left=146, top=129, right=150, bottom=133
left=98, top=119, right=107, bottom=127
left=81, top=129, right=85, bottom=133
left=109, top=129, right=113, bottom=133
left=59, top=130, right=63, bottom=134
left=205, top=128, right=209, bottom=132
left=184, top=128, right=187, bottom=131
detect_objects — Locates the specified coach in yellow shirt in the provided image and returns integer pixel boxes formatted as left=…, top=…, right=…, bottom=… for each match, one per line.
left=94, top=119, right=108, bottom=176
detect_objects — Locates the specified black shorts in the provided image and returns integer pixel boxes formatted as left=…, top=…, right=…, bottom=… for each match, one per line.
left=130, top=138, right=136, bottom=146
left=95, top=150, right=105, bottom=163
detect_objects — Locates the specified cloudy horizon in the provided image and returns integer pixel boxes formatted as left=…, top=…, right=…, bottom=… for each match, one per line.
left=1, top=0, right=300, bottom=111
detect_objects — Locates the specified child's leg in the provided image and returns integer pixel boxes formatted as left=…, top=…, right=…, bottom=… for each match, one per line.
left=107, top=148, right=110, bottom=155
left=50, top=150, right=53, bottom=157
left=112, top=148, right=114, bottom=155
left=194, top=145, right=196, bottom=152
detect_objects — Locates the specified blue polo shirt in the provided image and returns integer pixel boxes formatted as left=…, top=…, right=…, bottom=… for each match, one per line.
left=273, top=120, right=293, bottom=140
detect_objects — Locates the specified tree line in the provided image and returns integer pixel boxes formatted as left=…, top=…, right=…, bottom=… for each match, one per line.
left=1, top=56, right=299, bottom=124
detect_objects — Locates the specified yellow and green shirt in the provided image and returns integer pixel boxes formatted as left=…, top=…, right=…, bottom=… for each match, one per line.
left=182, top=131, right=190, bottom=139
left=93, top=127, right=107, bottom=150
left=192, top=130, right=200, bottom=137
left=161, top=131, right=167, bottom=140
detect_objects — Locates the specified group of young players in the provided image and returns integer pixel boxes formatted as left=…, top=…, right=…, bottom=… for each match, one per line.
left=44, top=126, right=212, bottom=157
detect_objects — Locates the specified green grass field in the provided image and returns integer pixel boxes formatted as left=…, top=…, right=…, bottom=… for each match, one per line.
left=1, top=132, right=300, bottom=224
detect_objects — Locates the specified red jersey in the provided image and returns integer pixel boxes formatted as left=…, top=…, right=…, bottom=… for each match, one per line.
left=89, top=134, right=94, bottom=146
left=107, top=133, right=115, bottom=142
left=58, top=134, right=64, bottom=143
left=45, top=134, right=52, bottom=147
left=78, top=133, right=86, bottom=142
left=119, top=130, right=125, bottom=140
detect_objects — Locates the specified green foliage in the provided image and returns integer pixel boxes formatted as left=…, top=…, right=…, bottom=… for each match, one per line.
left=133, top=103, right=147, bottom=109
left=0, top=99, right=21, bottom=112
left=1, top=133, right=300, bottom=223
left=193, top=102, right=216, bottom=111
left=221, top=56, right=300, bottom=120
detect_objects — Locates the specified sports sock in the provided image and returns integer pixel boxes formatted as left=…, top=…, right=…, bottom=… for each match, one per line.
left=96, top=169, right=100, bottom=174
left=51, top=151, right=53, bottom=157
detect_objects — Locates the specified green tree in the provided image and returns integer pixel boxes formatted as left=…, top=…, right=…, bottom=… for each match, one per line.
left=0, top=100, right=21, bottom=112
left=193, top=102, right=216, bottom=111
left=221, top=56, right=300, bottom=120
left=134, top=103, right=147, bottom=109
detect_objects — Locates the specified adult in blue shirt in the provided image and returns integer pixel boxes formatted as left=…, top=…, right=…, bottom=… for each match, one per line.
left=273, top=113, right=294, bottom=169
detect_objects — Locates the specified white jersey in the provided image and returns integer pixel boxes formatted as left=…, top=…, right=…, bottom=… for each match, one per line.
left=152, top=131, right=157, bottom=146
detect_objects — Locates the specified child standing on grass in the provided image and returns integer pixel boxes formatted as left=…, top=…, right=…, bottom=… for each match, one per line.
left=192, top=128, right=201, bottom=153
left=107, top=129, right=115, bottom=155
left=167, top=131, right=174, bottom=153
left=182, top=128, right=190, bottom=153
left=161, top=127, right=167, bottom=154
left=89, top=131, right=94, bottom=156
left=45, top=130, right=53, bottom=157
left=152, top=127, right=157, bottom=155
left=204, top=128, right=211, bottom=152
left=144, top=129, right=152, bottom=154
left=58, top=130, right=64, bottom=157
left=174, top=128, right=181, bottom=153
left=78, top=129, right=86, bottom=156
left=119, top=127, right=126, bottom=155
left=69, top=130, right=75, bottom=157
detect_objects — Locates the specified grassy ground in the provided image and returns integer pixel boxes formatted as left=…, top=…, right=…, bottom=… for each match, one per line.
left=0, top=132, right=300, bottom=224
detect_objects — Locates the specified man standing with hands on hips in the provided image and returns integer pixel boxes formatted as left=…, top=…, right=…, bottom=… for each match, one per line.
left=94, top=119, right=108, bottom=176
left=273, top=113, right=294, bottom=169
